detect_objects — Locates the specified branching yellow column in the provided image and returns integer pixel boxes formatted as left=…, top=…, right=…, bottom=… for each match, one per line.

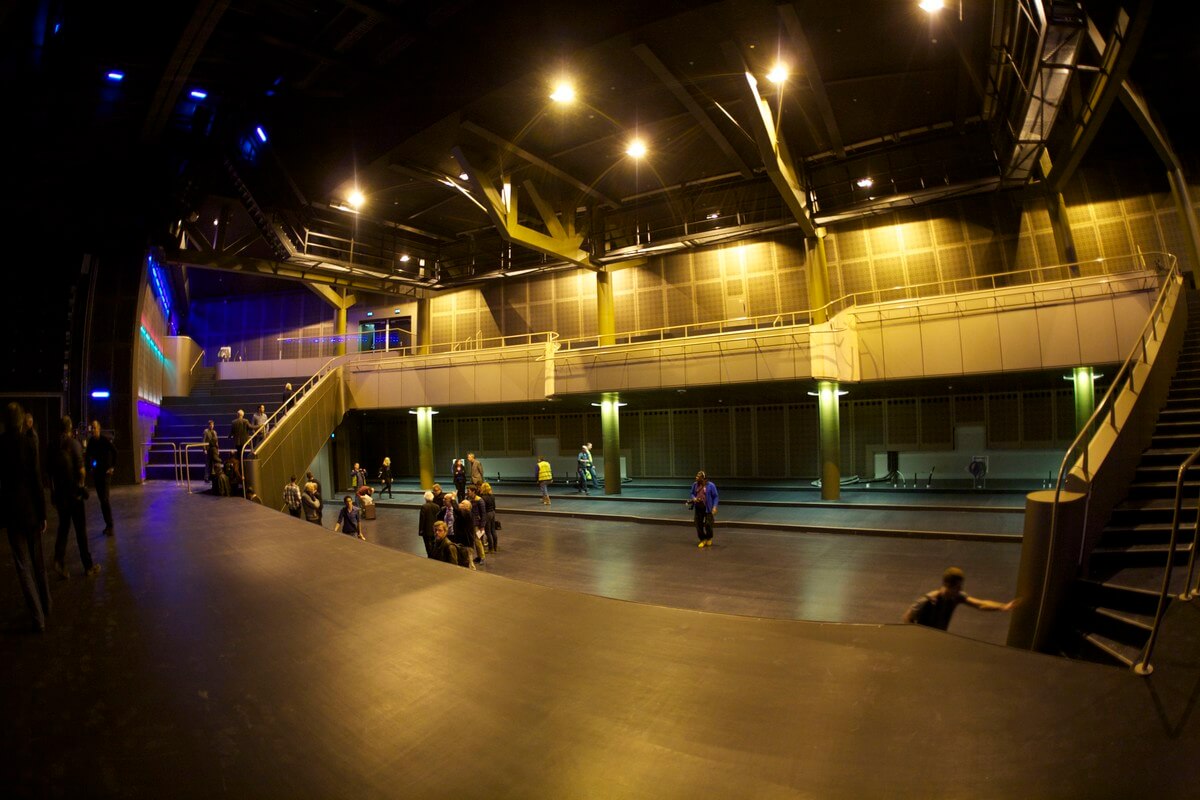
left=818, top=380, right=841, bottom=501
left=809, top=227, right=831, bottom=324
left=416, top=297, right=431, bottom=355
left=601, top=392, right=621, bottom=495
left=416, top=407, right=435, bottom=490
left=597, top=271, right=615, bottom=346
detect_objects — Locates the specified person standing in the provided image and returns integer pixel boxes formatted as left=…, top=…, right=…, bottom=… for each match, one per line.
left=202, top=419, right=220, bottom=482
left=576, top=444, right=591, bottom=495
left=302, top=481, right=322, bottom=525
left=85, top=420, right=116, bottom=536
left=431, top=482, right=445, bottom=510
left=251, top=404, right=270, bottom=439
left=350, top=462, right=368, bottom=492
left=305, top=471, right=322, bottom=503
left=51, top=416, right=99, bottom=579
left=280, top=383, right=294, bottom=415
left=418, top=490, right=440, bottom=557
left=334, top=495, right=366, bottom=540
left=467, top=452, right=484, bottom=488
left=282, top=475, right=303, bottom=519
left=690, top=470, right=719, bottom=548
left=583, top=442, right=599, bottom=489
left=230, top=410, right=251, bottom=456
left=2, top=403, right=52, bottom=632
left=480, top=481, right=498, bottom=553
left=454, top=499, right=477, bottom=561
left=535, top=456, right=553, bottom=506
left=903, top=568, right=1014, bottom=630
left=429, top=520, right=458, bottom=565
left=466, top=485, right=487, bottom=564
left=379, top=457, right=393, bottom=498
left=452, top=458, right=467, bottom=499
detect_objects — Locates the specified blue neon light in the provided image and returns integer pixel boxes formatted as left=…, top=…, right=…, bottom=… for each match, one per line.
left=91, top=390, right=111, bottom=399
left=106, top=71, right=124, bottom=82
left=256, top=126, right=268, bottom=142
left=366, top=311, right=374, bottom=317
left=147, top=255, right=171, bottom=323
left=189, top=90, right=208, bottom=100
left=53, top=23, right=61, bottom=34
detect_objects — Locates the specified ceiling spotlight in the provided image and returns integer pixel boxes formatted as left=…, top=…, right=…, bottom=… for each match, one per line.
left=626, top=139, right=647, bottom=159
left=458, top=172, right=469, bottom=180
left=550, top=81, right=576, bottom=103
left=767, top=64, right=789, bottom=84
left=189, top=89, right=208, bottom=100
left=706, top=212, right=720, bottom=220
left=856, top=177, right=874, bottom=188
left=919, top=0, right=945, bottom=12
left=347, top=189, right=365, bottom=208
left=399, top=254, right=411, bottom=263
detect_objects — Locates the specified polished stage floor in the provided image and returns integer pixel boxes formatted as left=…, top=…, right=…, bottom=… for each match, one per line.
left=2, top=484, right=1198, bottom=797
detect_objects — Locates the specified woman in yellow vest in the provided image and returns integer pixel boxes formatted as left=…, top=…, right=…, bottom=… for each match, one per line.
left=535, top=456, right=553, bottom=505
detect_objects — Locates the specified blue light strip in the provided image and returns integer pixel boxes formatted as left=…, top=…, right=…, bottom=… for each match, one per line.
left=189, top=90, right=207, bottom=100
left=91, top=390, right=111, bottom=399
left=107, top=71, right=124, bottom=82
left=256, top=126, right=268, bottom=142
left=147, top=255, right=171, bottom=322
left=140, top=325, right=165, bottom=361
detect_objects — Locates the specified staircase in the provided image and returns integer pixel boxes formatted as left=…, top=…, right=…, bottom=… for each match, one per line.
left=1063, top=292, right=1199, bottom=667
left=145, top=375, right=309, bottom=482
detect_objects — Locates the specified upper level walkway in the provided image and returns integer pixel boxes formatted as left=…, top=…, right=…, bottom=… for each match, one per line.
left=2, top=483, right=1196, bottom=796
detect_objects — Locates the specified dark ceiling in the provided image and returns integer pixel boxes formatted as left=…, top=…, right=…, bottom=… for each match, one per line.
left=4, top=0, right=1188, bottom=299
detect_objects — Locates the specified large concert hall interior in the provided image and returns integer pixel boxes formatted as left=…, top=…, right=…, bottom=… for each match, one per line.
left=2, top=0, right=1199, bottom=796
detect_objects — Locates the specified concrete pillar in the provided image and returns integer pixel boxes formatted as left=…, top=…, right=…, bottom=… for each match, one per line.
left=600, top=392, right=621, bottom=495
left=808, top=227, right=832, bottom=324
left=1047, top=191, right=1079, bottom=268
left=415, top=406, right=435, bottom=490
left=335, top=290, right=349, bottom=357
left=597, top=270, right=615, bottom=346
left=1073, top=367, right=1096, bottom=433
left=818, top=380, right=841, bottom=501
left=1167, top=167, right=1200, bottom=285
left=416, top=296, right=431, bottom=355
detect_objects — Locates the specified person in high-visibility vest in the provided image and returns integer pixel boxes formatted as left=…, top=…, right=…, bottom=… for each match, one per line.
left=535, top=456, right=553, bottom=506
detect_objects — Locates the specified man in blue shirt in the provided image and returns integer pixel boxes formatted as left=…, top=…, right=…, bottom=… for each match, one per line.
left=689, top=470, right=719, bottom=548
left=334, top=495, right=365, bottom=540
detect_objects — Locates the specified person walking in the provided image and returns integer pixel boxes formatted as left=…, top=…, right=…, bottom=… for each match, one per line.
left=535, top=456, right=553, bottom=505
left=903, top=568, right=1014, bottom=630
left=418, top=490, right=440, bottom=557
left=467, top=485, right=487, bottom=564
left=51, top=416, right=99, bottom=579
left=576, top=444, right=591, bottom=495
left=251, top=404, right=270, bottom=439
left=480, top=482, right=498, bottom=553
left=379, top=457, right=393, bottom=498
left=202, top=419, right=220, bottom=483
left=452, top=458, right=467, bottom=499
left=302, top=481, right=322, bottom=525
left=280, top=382, right=294, bottom=414
left=467, top=452, right=484, bottom=488
left=2, top=403, right=52, bottom=632
left=282, top=476, right=303, bottom=518
left=690, top=470, right=719, bottom=548
left=85, top=420, right=117, bottom=536
left=583, top=442, right=599, bottom=489
left=334, top=495, right=366, bottom=540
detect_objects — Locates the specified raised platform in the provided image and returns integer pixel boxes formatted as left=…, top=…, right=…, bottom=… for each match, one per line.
left=2, top=484, right=1197, bottom=797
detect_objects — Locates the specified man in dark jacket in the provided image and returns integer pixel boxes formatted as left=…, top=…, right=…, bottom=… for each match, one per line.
left=418, top=490, right=440, bottom=557
left=85, top=419, right=117, bottom=536
left=2, top=402, right=52, bottom=631
left=230, top=410, right=252, bottom=455
left=51, top=416, right=99, bottom=579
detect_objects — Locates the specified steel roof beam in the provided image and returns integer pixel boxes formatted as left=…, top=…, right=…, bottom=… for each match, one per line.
left=778, top=4, right=844, bottom=159
left=162, top=250, right=424, bottom=298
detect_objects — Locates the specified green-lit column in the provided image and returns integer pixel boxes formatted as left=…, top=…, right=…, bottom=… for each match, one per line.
left=597, top=270, right=615, bottom=346
left=601, top=392, right=622, bottom=495
left=1072, top=367, right=1096, bottom=433
left=415, top=406, right=435, bottom=490
left=1047, top=191, right=1079, bottom=267
left=818, top=380, right=841, bottom=501
left=335, top=290, right=349, bottom=357
left=1168, top=167, right=1200, bottom=285
left=416, top=296, right=431, bottom=355
left=809, top=227, right=831, bottom=324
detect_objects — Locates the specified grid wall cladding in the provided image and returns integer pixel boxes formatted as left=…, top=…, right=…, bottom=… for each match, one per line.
left=672, top=410, right=701, bottom=474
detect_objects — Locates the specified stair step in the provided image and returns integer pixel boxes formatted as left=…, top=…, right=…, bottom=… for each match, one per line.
left=1081, top=631, right=1140, bottom=668
left=1087, top=565, right=1190, bottom=596
left=1093, top=606, right=1155, bottom=632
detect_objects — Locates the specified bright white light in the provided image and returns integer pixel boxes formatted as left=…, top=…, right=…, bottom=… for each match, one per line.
left=706, top=212, right=720, bottom=220
left=767, top=64, right=789, bottom=84
left=919, top=0, right=945, bottom=12
left=550, top=81, right=576, bottom=103
left=348, top=189, right=365, bottom=208
left=399, top=254, right=411, bottom=262
left=458, top=172, right=469, bottom=180
left=255, top=126, right=268, bottom=142
left=626, top=139, right=647, bottom=159
left=856, top=177, right=874, bottom=188
left=189, top=90, right=207, bottom=100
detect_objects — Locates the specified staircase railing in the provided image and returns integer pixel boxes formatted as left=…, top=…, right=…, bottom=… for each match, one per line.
left=1033, top=253, right=1182, bottom=657
left=1135, top=444, right=1200, bottom=675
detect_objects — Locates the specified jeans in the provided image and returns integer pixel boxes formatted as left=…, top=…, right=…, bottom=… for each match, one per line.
left=54, top=497, right=93, bottom=570
left=93, top=471, right=114, bottom=530
left=694, top=507, right=713, bottom=542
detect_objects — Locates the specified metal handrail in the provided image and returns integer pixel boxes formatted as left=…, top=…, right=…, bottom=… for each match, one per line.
left=183, top=443, right=209, bottom=494
left=1134, top=446, right=1200, bottom=675
left=189, top=348, right=206, bottom=375
left=143, top=441, right=182, bottom=484
left=1032, top=253, right=1182, bottom=654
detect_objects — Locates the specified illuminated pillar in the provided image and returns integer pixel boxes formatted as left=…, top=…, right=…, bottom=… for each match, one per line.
left=597, top=270, right=615, bottom=346
left=601, top=392, right=621, bottom=495
left=1073, top=367, right=1096, bottom=433
left=809, top=227, right=832, bottom=324
left=1168, top=167, right=1200, bottom=285
left=1047, top=191, right=1079, bottom=268
left=416, top=296, right=431, bottom=355
left=335, top=290, right=349, bottom=357
left=415, top=407, right=435, bottom=490
left=818, top=380, right=841, bottom=501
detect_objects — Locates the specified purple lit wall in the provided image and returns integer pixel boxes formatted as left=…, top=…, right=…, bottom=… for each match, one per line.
left=188, top=290, right=338, bottom=365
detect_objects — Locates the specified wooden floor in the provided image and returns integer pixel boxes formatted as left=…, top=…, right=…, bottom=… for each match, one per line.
left=2, top=484, right=1198, bottom=797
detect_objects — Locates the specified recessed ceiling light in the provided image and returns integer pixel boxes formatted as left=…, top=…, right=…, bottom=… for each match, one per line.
left=458, top=172, right=469, bottom=180
left=626, top=139, right=647, bottom=159
left=856, top=177, right=874, bottom=188
left=919, top=0, right=945, bottom=12
left=767, top=64, right=789, bottom=84
left=706, top=212, right=720, bottom=220
left=399, top=254, right=411, bottom=262
left=348, top=189, right=365, bottom=208
left=550, top=81, right=575, bottom=103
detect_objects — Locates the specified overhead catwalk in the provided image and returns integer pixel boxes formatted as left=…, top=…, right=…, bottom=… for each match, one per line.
left=1, top=485, right=1197, bottom=797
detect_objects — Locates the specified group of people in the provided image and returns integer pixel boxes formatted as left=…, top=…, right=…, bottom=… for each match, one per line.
left=203, top=382, right=300, bottom=498
left=417, top=478, right=499, bottom=570
left=1, top=404, right=117, bottom=633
